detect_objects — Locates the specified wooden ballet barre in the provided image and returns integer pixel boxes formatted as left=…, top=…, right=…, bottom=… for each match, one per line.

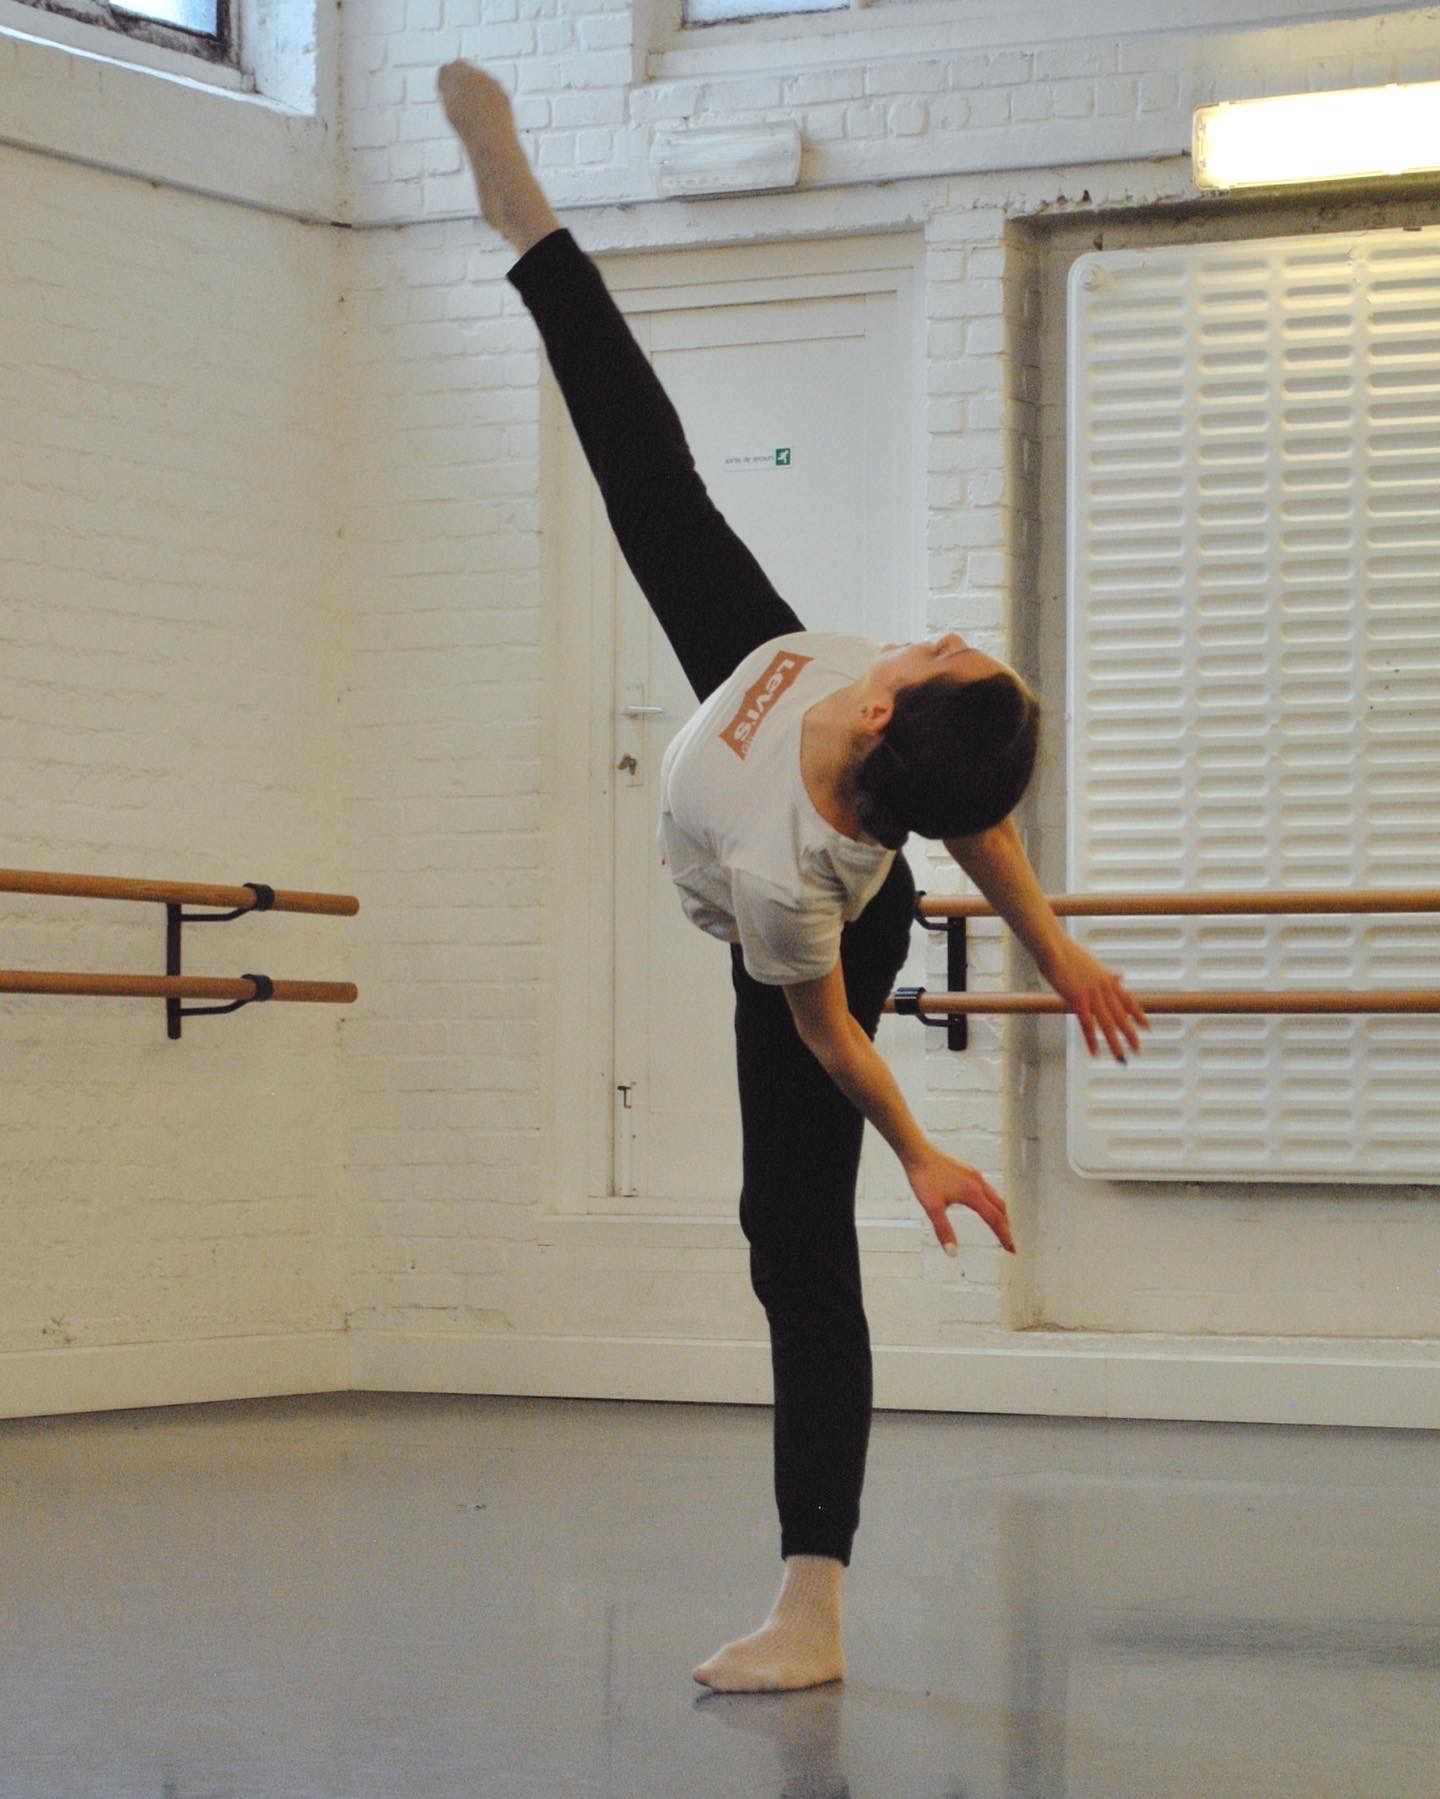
left=916, top=886, right=1440, bottom=921
left=898, top=885, right=1440, bottom=1050
left=0, top=972, right=356, bottom=1005
left=883, top=989, right=1440, bottom=1018
left=0, top=868, right=358, bottom=916
left=0, top=865, right=359, bottom=1039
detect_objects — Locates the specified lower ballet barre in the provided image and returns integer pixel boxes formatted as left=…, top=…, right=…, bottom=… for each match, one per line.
left=0, top=867, right=359, bottom=1041
left=887, top=886, right=1440, bottom=1050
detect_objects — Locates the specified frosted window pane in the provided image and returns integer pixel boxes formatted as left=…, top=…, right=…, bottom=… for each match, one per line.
left=686, top=0, right=845, bottom=22
left=117, top=0, right=218, bottom=32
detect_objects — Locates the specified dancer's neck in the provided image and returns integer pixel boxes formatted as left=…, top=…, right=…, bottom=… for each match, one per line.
left=800, top=689, right=884, bottom=845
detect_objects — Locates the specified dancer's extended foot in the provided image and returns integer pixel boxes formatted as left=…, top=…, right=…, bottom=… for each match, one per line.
left=693, top=1555, right=846, bottom=1694
left=436, top=61, right=561, bottom=256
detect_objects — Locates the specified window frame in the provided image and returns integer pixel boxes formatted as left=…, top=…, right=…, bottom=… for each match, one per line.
left=684, top=0, right=850, bottom=25
left=13, top=0, right=235, bottom=67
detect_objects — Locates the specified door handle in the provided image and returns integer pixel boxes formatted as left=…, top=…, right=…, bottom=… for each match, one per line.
left=620, top=706, right=667, bottom=718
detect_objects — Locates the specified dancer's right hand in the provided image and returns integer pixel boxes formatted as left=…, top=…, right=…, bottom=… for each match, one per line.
left=905, top=1146, right=1014, bottom=1256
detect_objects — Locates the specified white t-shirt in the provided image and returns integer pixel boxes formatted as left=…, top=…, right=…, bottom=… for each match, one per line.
left=658, top=632, right=896, bottom=986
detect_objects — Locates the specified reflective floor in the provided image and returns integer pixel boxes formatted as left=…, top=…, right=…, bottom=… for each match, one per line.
left=2, top=1391, right=1437, bottom=1798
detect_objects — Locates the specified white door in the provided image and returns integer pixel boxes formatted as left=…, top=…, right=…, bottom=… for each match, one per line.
left=596, top=244, right=929, bottom=1217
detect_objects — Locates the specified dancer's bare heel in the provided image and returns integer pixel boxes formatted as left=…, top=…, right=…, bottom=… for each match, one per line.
left=436, top=61, right=561, bottom=256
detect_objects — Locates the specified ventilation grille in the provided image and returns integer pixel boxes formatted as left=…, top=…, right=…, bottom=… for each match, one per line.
left=1066, top=228, right=1440, bottom=1183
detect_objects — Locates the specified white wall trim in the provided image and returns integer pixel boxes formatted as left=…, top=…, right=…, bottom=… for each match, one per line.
left=348, top=1330, right=1440, bottom=1429
left=0, top=1334, right=350, bottom=1422
left=0, top=0, right=247, bottom=91
left=0, top=0, right=338, bottom=222
left=6, top=1328, right=1434, bottom=1427
left=647, top=0, right=1422, bottom=78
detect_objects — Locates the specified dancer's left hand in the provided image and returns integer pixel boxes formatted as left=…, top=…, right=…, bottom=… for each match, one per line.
left=1044, top=942, right=1148, bottom=1062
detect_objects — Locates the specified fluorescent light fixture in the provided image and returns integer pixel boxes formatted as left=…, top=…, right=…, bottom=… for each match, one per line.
left=652, top=123, right=802, bottom=198
left=1194, top=80, right=1440, bottom=190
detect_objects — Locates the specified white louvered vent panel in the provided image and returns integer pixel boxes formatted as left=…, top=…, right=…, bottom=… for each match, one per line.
left=1067, top=228, right=1440, bottom=1184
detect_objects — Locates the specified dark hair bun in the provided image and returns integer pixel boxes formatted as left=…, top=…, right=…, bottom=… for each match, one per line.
left=853, top=670, right=1040, bottom=849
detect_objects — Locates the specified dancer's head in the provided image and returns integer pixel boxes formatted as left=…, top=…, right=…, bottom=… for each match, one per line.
left=849, top=634, right=1040, bottom=850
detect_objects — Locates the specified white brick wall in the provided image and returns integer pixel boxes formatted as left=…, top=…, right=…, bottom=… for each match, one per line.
left=336, top=222, right=549, bottom=1339
left=0, top=146, right=346, bottom=1361
left=2, top=0, right=1438, bottom=1412
left=340, top=2, right=1440, bottom=223
left=332, top=0, right=1440, bottom=1359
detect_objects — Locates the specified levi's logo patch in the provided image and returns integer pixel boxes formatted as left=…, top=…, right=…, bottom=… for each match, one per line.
left=720, top=651, right=812, bottom=761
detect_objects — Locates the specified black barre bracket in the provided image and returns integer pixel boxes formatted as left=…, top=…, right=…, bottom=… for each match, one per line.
left=165, top=882, right=277, bottom=1041
left=904, top=891, right=969, bottom=1051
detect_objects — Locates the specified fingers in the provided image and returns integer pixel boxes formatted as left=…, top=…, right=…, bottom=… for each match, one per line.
left=1110, top=975, right=1148, bottom=1053
left=1082, top=976, right=1150, bottom=1062
left=1101, top=997, right=1129, bottom=1063
left=985, top=1185, right=1016, bottom=1255
left=975, top=1172, right=1009, bottom=1251
left=933, top=1183, right=1014, bottom=1255
left=1077, top=997, right=1099, bottom=1058
left=913, top=1154, right=1015, bottom=1256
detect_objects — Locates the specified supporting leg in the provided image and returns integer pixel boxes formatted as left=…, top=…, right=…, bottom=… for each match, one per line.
left=693, top=857, right=916, bottom=1693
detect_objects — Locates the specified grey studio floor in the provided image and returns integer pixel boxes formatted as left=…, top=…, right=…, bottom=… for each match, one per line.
left=2, top=1393, right=1438, bottom=1799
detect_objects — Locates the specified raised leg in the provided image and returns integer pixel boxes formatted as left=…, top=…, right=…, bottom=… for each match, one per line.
left=439, top=62, right=802, bottom=703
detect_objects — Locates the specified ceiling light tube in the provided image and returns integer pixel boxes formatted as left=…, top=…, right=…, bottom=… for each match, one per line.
left=1194, top=80, right=1440, bottom=190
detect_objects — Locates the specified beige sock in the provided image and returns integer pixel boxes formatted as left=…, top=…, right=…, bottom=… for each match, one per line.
left=436, top=61, right=561, bottom=257
left=693, top=1555, right=846, bottom=1694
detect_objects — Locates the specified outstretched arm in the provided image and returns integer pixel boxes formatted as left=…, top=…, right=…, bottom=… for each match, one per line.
left=783, top=961, right=1015, bottom=1257
left=944, top=817, right=1149, bottom=1062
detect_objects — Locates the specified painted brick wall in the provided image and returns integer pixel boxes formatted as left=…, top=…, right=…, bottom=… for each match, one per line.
left=341, top=2, right=1440, bottom=224
left=0, top=143, right=347, bottom=1366
left=336, top=224, right=548, bottom=1338
left=4, top=0, right=1438, bottom=1409
left=334, top=0, right=1440, bottom=1358
left=333, top=200, right=1036, bottom=1352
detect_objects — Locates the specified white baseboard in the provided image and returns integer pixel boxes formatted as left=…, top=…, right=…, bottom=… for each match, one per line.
left=348, top=1330, right=1440, bottom=1431
left=0, top=1333, right=350, bottom=1421
left=4, top=1330, right=1436, bottom=1429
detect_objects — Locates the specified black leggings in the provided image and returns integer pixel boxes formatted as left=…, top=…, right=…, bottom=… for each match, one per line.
left=510, top=229, right=915, bottom=1566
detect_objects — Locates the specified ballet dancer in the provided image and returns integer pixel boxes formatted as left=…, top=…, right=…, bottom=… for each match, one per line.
left=436, top=61, right=1148, bottom=1694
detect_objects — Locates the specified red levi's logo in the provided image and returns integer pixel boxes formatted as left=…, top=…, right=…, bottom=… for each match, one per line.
left=719, top=651, right=813, bottom=760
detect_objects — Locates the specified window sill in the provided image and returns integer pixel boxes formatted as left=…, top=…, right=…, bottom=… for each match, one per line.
left=0, top=0, right=249, bottom=94
left=1, top=7, right=335, bottom=222
left=646, top=0, right=1374, bottom=81
left=649, top=0, right=1044, bottom=80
